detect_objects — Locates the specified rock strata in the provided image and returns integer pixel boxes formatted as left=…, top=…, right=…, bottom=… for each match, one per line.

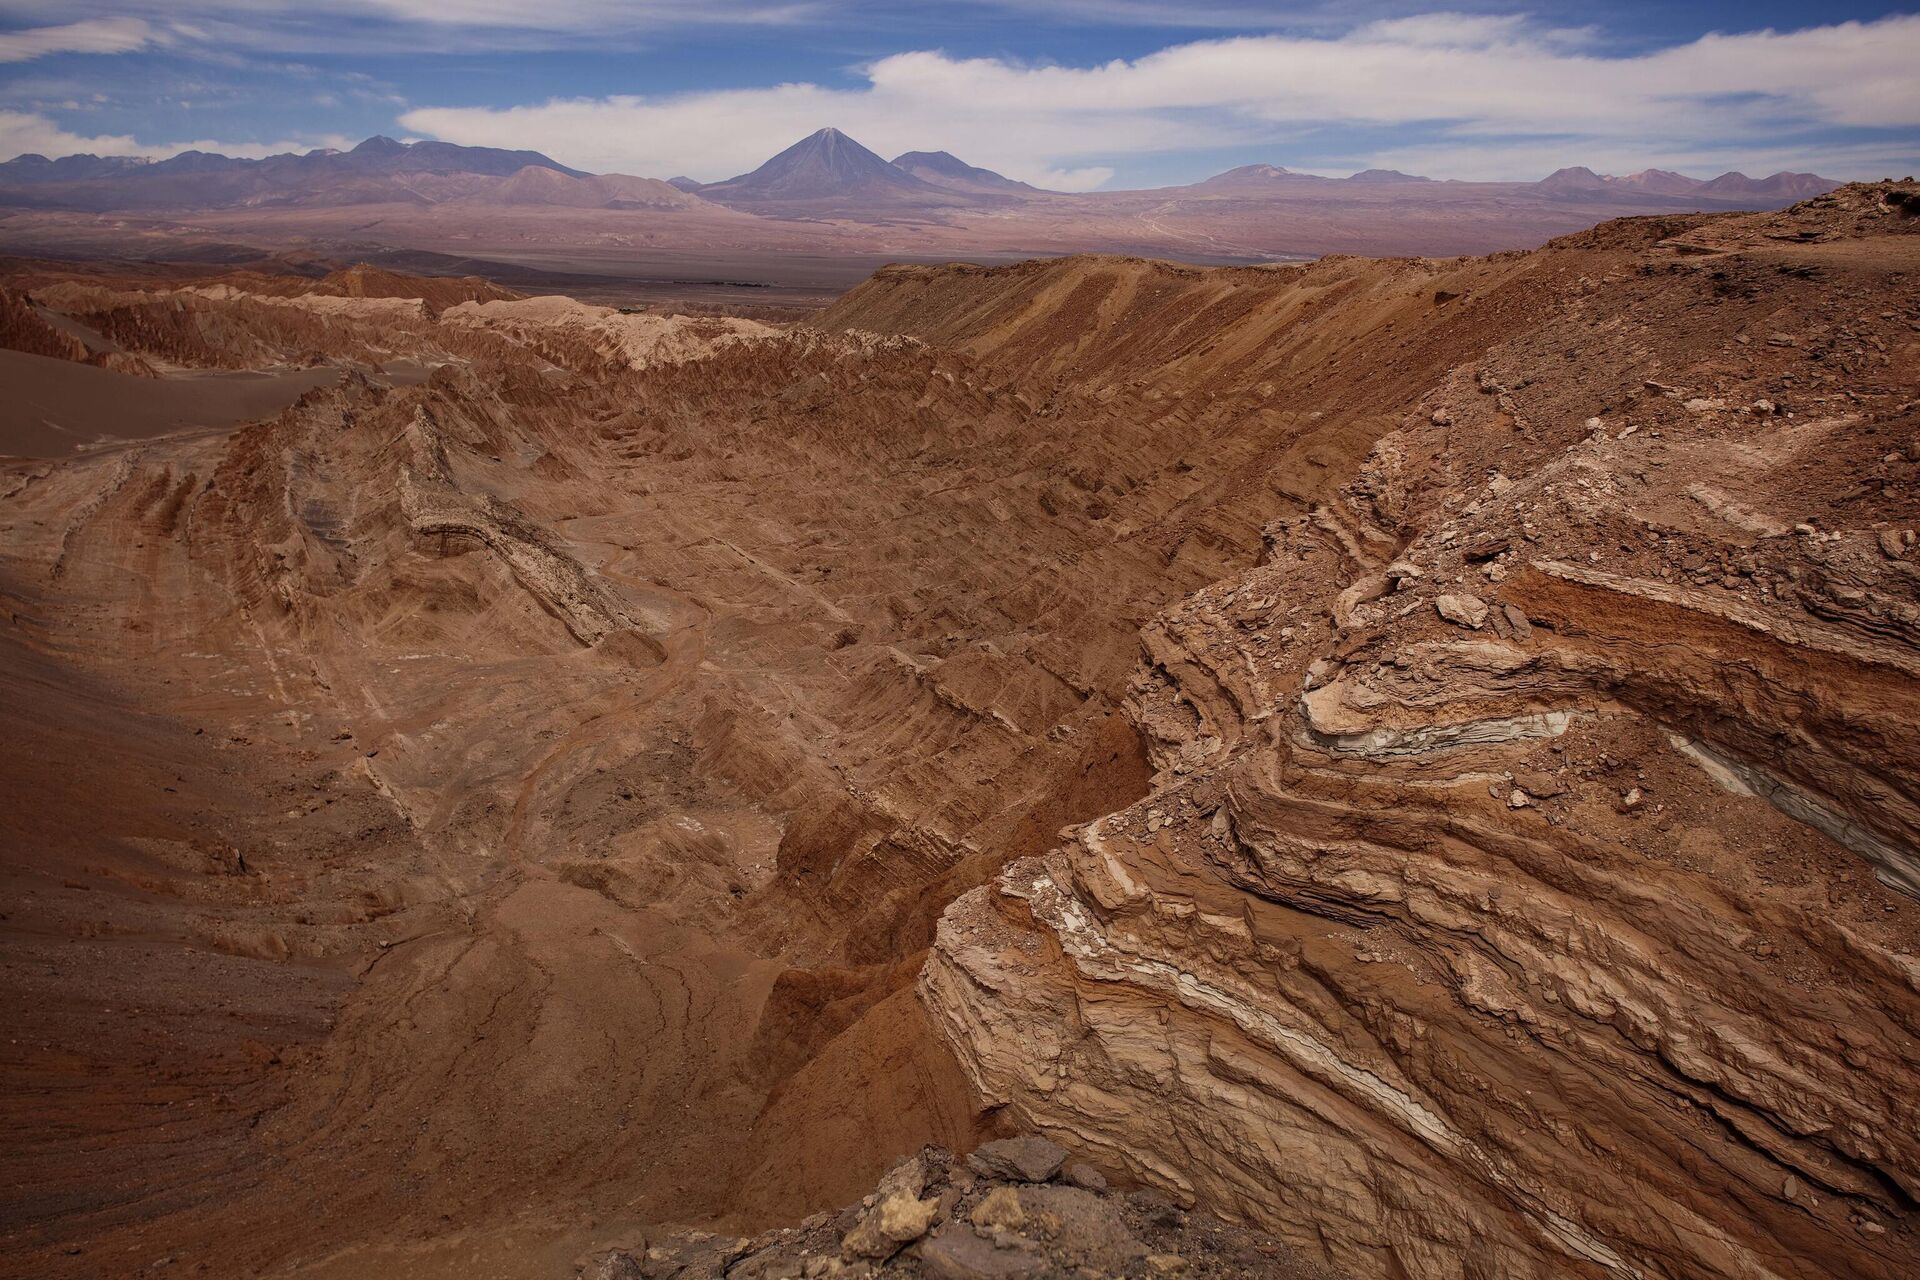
left=915, top=184, right=1920, bottom=1280
left=967, top=1137, right=1070, bottom=1184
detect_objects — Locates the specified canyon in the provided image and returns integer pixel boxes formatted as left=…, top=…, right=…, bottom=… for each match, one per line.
left=1, top=180, right=1917, bottom=1280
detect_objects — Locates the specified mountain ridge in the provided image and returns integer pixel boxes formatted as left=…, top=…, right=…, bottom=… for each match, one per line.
left=0, top=128, right=1853, bottom=257
left=0, top=129, right=1844, bottom=210
left=890, top=149, right=1042, bottom=195
left=692, top=127, right=960, bottom=209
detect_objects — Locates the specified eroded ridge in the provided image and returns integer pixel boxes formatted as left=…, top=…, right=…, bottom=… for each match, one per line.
left=913, top=184, right=1920, bottom=1280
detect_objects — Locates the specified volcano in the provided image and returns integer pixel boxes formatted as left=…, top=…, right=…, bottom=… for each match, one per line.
left=692, top=128, right=970, bottom=213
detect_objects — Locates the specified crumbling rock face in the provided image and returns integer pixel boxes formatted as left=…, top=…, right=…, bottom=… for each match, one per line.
left=918, top=185, right=1920, bottom=1280
left=4, top=246, right=1384, bottom=1273
left=0, top=283, right=156, bottom=373
left=0, top=284, right=93, bottom=362
left=396, top=407, right=638, bottom=646
left=440, top=294, right=773, bottom=372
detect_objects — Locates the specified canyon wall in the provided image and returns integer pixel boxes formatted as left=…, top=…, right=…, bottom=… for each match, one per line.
left=899, top=188, right=1920, bottom=1279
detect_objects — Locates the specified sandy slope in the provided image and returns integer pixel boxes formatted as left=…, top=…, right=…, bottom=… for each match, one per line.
left=0, top=350, right=343, bottom=457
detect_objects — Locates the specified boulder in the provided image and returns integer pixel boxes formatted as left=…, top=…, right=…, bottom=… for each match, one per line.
left=967, top=1136, right=1068, bottom=1183
left=916, top=1229, right=1048, bottom=1280
left=1064, top=1162, right=1108, bottom=1192
left=875, top=1150, right=933, bottom=1200
left=1434, top=593, right=1489, bottom=629
left=591, top=1252, right=645, bottom=1280
left=971, top=1186, right=1027, bottom=1231
left=1514, top=769, right=1567, bottom=798
left=841, top=1191, right=940, bottom=1260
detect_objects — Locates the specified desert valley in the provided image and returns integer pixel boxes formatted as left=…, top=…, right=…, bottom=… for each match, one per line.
left=1, top=8, right=1918, bottom=1280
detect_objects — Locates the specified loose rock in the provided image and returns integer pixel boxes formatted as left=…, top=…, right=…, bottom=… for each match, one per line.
left=967, top=1136, right=1069, bottom=1184
left=1435, top=593, right=1490, bottom=629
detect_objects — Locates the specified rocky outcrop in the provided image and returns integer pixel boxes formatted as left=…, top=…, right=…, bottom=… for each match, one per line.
left=0, top=285, right=91, bottom=362
left=920, top=185, right=1920, bottom=1280
left=396, top=408, right=636, bottom=646
left=439, top=295, right=772, bottom=372
left=0, top=284, right=155, bottom=373
left=584, top=1138, right=1325, bottom=1279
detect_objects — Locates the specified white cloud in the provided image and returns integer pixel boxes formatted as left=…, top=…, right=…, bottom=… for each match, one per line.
left=0, top=108, right=351, bottom=160
left=0, top=2, right=813, bottom=52
left=350, top=0, right=813, bottom=27
left=398, top=13, right=1920, bottom=184
left=0, top=17, right=155, bottom=62
left=4, top=8, right=1915, bottom=184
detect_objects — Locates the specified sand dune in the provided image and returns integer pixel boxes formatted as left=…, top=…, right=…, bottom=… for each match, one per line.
left=0, top=350, right=341, bottom=457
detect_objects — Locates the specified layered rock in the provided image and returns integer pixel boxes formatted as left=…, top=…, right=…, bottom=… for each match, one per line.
left=919, top=184, right=1920, bottom=1279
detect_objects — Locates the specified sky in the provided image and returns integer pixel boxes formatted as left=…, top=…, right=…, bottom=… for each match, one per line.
left=0, top=2, right=1916, bottom=190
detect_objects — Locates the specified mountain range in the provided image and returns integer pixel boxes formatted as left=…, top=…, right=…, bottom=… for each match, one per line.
left=0, top=127, right=1847, bottom=262
left=0, top=133, right=707, bottom=212
left=1531, top=164, right=1839, bottom=203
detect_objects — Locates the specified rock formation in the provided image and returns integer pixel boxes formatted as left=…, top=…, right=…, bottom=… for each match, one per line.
left=911, top=185, right=1920, bottom=1279
left=584, top=1136, right=1326, bottom=1279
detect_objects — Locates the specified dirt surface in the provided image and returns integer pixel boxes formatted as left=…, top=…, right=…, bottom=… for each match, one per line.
left=584, top=1136, right=1337, bottom=1280
left=0, top=350, right=344, bottom=456
left=1, top=187, right=1917, bottom=1280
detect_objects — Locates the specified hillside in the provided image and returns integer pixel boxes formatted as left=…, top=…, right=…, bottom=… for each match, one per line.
left=891, top=150, right=1043, bottom=195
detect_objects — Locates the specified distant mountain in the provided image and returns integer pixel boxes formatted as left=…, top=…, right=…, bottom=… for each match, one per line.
left=490, top=165, right=703, bottom=211
left=0, top=153, right=146, bottom=182
left=0, top=136, right=587, bottom=211
left=891, top=150, right=1041, bottom=195
left=1346, top=169, right=1431, bottom=183
left=1612, top=168, right=1704, bottom=196
left=1535, top=166, right=1612, bottom=194
left=694, top=128, right=963, bottom=213
left=1197, top=164, right=1434, bottom=188
left=330, top=135, right=588, bottom=179
left=1697, top=170, right=1840, bottom=201
left=0, top=129, right=1850, bottom=248
left=1533, top=165, right=1840, bottom=205
left=1189, top=164, right=1325, bottom=191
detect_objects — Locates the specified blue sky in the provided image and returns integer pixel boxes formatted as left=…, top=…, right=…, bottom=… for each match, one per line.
left=1, top=3, right=1916, bottom=188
